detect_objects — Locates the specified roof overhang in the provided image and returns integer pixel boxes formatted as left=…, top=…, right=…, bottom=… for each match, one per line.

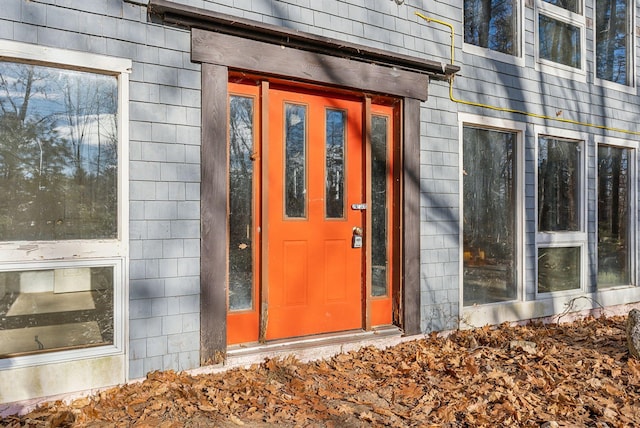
left=148, top=0, right=459, bottom=82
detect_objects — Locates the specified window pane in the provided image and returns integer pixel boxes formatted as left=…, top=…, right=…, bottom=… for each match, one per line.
left=228, top=95, right=254, bottom=311
left=371, top=115, right=388, bottom=297
left=538, top=247, right=581, bottom=292
left=463, top=127, right=517, bottom=306
left=325, top=109, right=345, bottom=219
left=0, top=62, right=118, bottom=241
left=538, top=14, right=581, bottom=68
left=464, top=0, right=519, bottom=55
left=598, top=146, right=630, bottom=287
left=543, top=0, right=581, bottom=13
left=538, top=137, right=580, bottom=231
left=285, top=104, right=307, bottom=218
left=596, top=0, right=630, bottom=84
left=0, top=266, right=114, bottom=357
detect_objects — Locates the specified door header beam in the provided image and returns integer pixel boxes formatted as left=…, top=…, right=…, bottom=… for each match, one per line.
left=148, top=0, right=459, bottom=86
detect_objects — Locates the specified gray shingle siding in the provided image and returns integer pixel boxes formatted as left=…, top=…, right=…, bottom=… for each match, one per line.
left=2, top=0, right=639, bottom=390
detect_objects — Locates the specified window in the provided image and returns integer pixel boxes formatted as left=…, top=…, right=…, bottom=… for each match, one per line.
left=371, top=114, right=390, bottom=297
left=284, top=103, right=307, bottom=218
left=0, top=64, right=118, bottom=241
left=538, top=246, right=581, bottom=292
left=464, top=0, right=520, bottom=56
left=536, top=0, right=585, bottom=72
left=462, top=125, right=518, bottom=305
left=536, top=134, right=585, bottom=294
left=325, top=109, right=346, bottom=219
left=0, top=42, right=129, bottom=364
left=598, top=144, right=632, bottom=287
left=596, top=0, right=632, bottom=85
left=0, top=265, right=116, bottom=357
left=228, top=94, right=256, bottom=311
left=538, top=137, right=581, bottom=231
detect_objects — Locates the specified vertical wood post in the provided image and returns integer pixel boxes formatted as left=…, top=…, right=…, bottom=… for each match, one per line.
left=200, top=63, right=228, bottom=364
left=402, top=97, right=421, bottom=335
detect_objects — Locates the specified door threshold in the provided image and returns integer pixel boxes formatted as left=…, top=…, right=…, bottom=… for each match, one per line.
left=205, top=326, right=407, bottom=372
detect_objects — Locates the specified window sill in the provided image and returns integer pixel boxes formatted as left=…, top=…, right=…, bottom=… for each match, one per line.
left=462, top=43, right=525, bottom=68
left=594, top=77, right=637, bottom=96
left=462, top=285, right=640, bottom=329
left=0, top=352, right=125, bottom=405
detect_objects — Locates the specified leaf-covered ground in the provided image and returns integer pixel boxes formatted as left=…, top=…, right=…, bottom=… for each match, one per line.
left=3, top=316, right=640, bottom=427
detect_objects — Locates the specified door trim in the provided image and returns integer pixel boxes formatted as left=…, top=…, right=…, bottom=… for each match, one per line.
left=196, top=32, right=424, bottom=363
left=363, top=97, right=373, bottom=330
left=401, top=97, right=422, bottom=335
left=200, top=62, right=228, bottom=365
left=259, top=81, right=270, bottom=344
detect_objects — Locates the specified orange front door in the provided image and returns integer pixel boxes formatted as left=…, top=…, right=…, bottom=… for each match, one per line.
left=265, top=86, right=364, bottom=340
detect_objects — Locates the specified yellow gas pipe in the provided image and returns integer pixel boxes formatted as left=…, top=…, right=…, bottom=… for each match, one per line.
left=414, top=11, right=640, bottom=137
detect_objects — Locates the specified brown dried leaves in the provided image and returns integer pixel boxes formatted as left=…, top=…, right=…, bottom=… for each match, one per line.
left=3, top=316, right=640, bottom=427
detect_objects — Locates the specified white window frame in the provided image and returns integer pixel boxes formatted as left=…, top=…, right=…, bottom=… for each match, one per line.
left=0, top=40, right=130, bottom=370
left=595, top=137, right=638, bottom=288
left=462, top=0, right=525, bottom=67
left=535, top=0, right=587, bottom=81
left=593, top=0, right=636, bottom=91
left=534, top=126, right=587, bottom=297
left=458, top=113, right=526, bottom=308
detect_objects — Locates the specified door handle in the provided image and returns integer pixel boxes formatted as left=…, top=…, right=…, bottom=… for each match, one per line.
left=352, top=227, right=363, bottom=248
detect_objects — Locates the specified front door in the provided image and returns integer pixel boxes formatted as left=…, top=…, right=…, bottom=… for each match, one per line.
left=226, top=79, right=396, bottom=345
left=265, top=86, right=364, bottom=340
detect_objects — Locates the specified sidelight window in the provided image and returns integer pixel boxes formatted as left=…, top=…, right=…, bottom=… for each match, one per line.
left=371, top=114, right=390, bottom=297
left=228, top=95, right=256, bottom=311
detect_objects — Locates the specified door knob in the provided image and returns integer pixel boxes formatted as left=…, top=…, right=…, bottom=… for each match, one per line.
left=352, top=227, right=363, bottom=248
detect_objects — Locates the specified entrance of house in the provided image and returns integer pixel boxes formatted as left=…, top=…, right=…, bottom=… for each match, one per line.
left=266, top=86, right=364, bottom=340
left=227, top=78, right=396, bottom=345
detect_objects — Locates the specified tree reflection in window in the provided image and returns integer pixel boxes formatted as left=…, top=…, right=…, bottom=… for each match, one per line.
left=538, top=137, right=580, bottom=232
left=285, top=104, right=307, bottom=218
left=543, top=0, right=581, bottom=13
left=464, top=0, right=519, bottom=56
left=0, top=62, right=117, bottom=241
left=325, top=109, right=345, bottom=219
left=228, top=95, right=254, bottom=311
left=598, top=145, right=630, bottom=287
left=538, top=14, right=581, bottom=69
left=538, top=246, right=581, bottom=293
left=596, top=0, right=630, bottom=85
left=462, top=126, right=517, bottom=306
left=371, top=115, right=389, bottom=297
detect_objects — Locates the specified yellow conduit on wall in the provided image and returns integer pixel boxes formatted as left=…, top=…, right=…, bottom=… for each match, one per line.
left=415, top=12, right=640, bottom=137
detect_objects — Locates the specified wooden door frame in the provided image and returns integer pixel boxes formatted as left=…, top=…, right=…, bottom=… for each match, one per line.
left=149, top=0, right=459, bottom=364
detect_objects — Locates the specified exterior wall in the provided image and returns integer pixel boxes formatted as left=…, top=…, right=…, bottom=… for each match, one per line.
left=126, top=20, right=201, bottom=379
left=2, top=0, right=640, bottom=405
left=0, top=0, right=202, bottom=382
left=456, top=1, right=640, bottom=327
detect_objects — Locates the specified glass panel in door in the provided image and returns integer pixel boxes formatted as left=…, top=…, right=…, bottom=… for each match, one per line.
left=325, top=109, right=346, bottom=219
